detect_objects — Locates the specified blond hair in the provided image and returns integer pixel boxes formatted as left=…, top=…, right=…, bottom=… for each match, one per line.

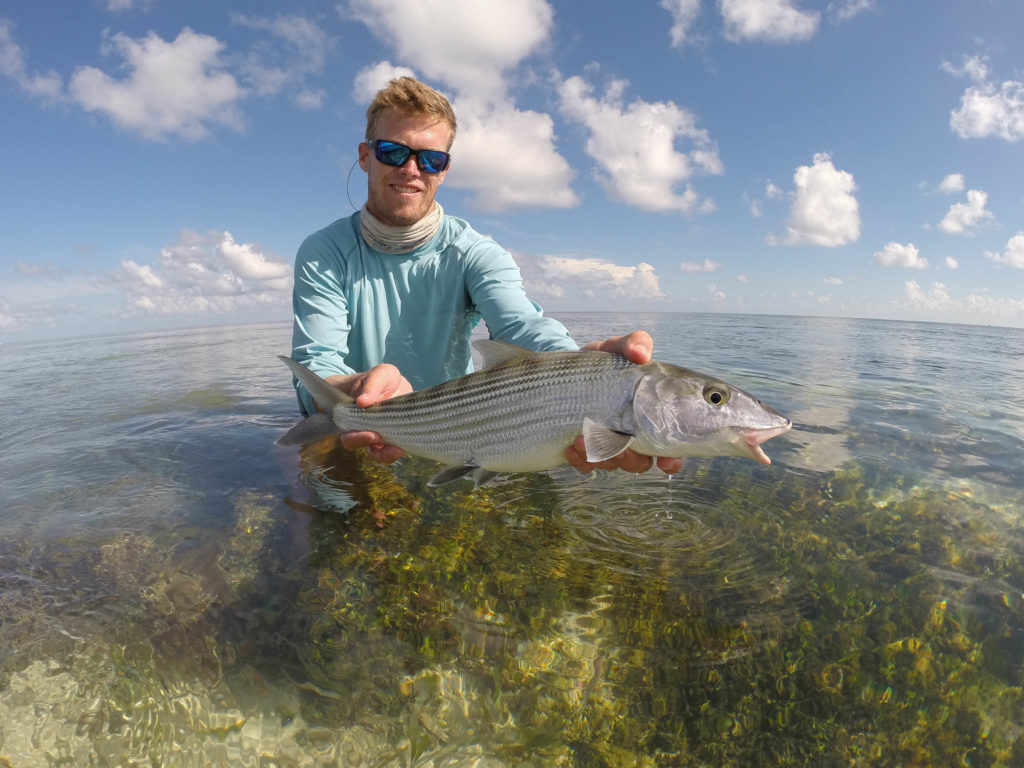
left=365, top=77, right=457, bottom=149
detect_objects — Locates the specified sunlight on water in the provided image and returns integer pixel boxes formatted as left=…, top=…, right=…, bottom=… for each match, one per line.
left=2, top=316, right=1024, bottom=765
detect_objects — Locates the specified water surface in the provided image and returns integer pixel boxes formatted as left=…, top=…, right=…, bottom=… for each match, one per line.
left=2, top=314, right=1023, bottom=766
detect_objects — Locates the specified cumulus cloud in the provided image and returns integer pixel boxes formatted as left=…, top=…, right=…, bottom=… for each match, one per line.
left=945, top=257, right=959, bottom=269
left=939, top=189, right=994, bottom=234
left=346, top=0, right=551, bottom=102
left=558, top=74, right=721, bottom=214
left=68, top=28, right=246, bottom=141
left=352, top=61, right=417, bottom=104
left=0, top=18, right=63, bottom=101
left=447, top=97, right=578, bottom=211
left=903, top=280, right=950, bottom=309
left=987, top=232, right=1024, bottom=269
left=347, top=0, right=576, bottom=212
left=824, top=276, right=843, bottom=285
left=111, top=230, right=292, bottom=314
left=938, top=173, right=965, bottom=193
left=769, top=153, right=860, bottom=246
left=518, top=253, right=667, bottom=302
left=661, top=0, right=703, bottom=47
left=719, top=0, right=820, bottom=43
left=873, top=242, right=928, bottom=269
left=680, top=258, right=720, bottom=273
left=231, top=14, right=330, bottom=109
left=945, top=55, right=1024, bottom=143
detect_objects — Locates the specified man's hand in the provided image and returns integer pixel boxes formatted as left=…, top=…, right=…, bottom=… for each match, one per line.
left=565, top=330, right=684, bottom=476
left=323, top=364, right=412, bottom=464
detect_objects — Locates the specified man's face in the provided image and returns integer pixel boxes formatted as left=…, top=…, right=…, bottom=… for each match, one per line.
left=359, top=111, right=452, bottom=227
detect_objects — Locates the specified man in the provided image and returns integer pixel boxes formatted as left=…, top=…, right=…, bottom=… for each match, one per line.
left=291, top=77, right=681, bottom=476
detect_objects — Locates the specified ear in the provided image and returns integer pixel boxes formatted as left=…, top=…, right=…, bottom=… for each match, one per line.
left=357, top=142, right=370, bottom=172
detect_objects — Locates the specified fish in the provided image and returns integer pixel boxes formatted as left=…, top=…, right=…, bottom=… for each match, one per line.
left=278, top=340, right=792, bottom=487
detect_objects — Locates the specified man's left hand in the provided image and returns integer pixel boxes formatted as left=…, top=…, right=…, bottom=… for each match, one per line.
left=564, top=330, right=684, bottom=476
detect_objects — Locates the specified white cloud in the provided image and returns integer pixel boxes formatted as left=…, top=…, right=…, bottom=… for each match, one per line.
left=347, top=0, right=575, bottom=212
left=938, top=173, right=965, bottom=193
left=661, top=0, right=703, bottom=47
left=944, top=257, right=959, bottom=269
left=680, top=258, right=720, bottom=273
left=987, top=232, right=1024, bottom=269
left=945, top=55, right=1024, bottom=143
left=718, top=0, right=820, bottom=43
left=518, top=253, right=666, bottom=301
left=231, top=14, right=331, bottom=108
left=558, top=74, right=721, bottom=214
left=874, top=242, right=928, bottom=269
left=111, top=230, right=292, bottom=314
left=346, top=0, right=552, bottom=102
left=68, top=28, right=246, bottom=141
left=352, top=61, right=417, bottom=104
left=827, top=0, right=874, bottom=22
left=769, top=153, right=860, bottom=246
left=939, top=189, right=994, bottom=234
left=447, top=97, right=578, bottom=211
left=942, top=54, right=989, bottom=84
left=824, top=276, right=843, bottom=285
left=963, top=292, right=1024, bottom=318
left=903, top=280, right=950, bottom=309
left=0, top=18, right=63, bottom=101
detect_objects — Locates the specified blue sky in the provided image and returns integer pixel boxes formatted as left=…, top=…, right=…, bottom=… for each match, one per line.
left=2, top=0, right=1023, bottom=341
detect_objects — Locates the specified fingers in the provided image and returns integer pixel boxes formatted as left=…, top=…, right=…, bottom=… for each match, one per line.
left=565, top=436, right=678, bottom=476
left=581, top=330, right=654, bottom=365
left=333, top=364, right=413, bottom=465
left=341, top=430, right=406, bottom=464
left=351, top=364, right=413, bottom=408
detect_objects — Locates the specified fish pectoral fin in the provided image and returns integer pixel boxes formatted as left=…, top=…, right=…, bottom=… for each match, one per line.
left=276, top=413, right=341, bottom=446
left=428, top=463, right=483, bottom=487
left=582, top=418, right=635, bottom=463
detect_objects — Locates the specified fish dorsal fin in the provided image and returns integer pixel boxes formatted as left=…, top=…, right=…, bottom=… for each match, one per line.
left=471, top=339, right=534, bottom=369
left=279, top=356, right=354, bottom=408
left=582, top=417, right=635, bottom=463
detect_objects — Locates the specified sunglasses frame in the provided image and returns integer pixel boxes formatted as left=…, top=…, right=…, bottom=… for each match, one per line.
left=367, top=139, right=451, bottom=174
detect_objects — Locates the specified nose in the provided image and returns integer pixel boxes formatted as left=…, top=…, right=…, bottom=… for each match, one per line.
left=398, top=155, right=421, bottom=176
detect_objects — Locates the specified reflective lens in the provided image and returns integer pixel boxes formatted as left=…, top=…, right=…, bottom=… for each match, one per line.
left=369, top=140, right=450, bottom=174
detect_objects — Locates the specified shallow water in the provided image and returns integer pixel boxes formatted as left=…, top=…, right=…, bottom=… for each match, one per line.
left=2, top=314, right=1023, bottom=766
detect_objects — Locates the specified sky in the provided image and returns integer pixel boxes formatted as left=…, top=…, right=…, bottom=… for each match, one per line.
left=2, top=0, right=1024, bottom=342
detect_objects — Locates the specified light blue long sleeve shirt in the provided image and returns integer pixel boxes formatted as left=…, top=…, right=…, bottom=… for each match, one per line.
left=290, top=212, right=578, bottom=415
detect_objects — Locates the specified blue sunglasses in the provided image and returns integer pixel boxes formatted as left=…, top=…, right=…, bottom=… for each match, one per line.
left=368, top=139, right=451, bottom=174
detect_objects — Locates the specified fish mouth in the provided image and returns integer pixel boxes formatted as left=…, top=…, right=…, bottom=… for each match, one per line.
left=741, top=420, right=793, bottom=465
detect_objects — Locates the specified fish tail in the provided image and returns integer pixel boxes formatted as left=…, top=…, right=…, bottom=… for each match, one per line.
left=278, top=356, right=354, bottom=407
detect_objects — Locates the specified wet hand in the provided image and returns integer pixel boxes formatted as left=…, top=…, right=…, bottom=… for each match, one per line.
left=330, top=364, right=412, bottom=464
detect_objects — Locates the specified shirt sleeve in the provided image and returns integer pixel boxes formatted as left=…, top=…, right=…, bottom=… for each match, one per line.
left=463, top=236, right=579, bottom=352
left=290, top=232, right=355, bottom=415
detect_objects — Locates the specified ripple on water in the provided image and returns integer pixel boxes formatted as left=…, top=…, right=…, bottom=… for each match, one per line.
left=495, top=464, right=813, bottom=638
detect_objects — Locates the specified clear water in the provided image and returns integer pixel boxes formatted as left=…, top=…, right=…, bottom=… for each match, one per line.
left=1, top=314, right=1023, bottom=766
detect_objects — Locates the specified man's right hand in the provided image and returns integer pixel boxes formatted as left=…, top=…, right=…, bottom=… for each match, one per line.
left=323, top=364, right=412, bottom=464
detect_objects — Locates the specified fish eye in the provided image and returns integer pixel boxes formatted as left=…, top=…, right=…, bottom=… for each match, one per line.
left=702, top=385, right=729, bottom=406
